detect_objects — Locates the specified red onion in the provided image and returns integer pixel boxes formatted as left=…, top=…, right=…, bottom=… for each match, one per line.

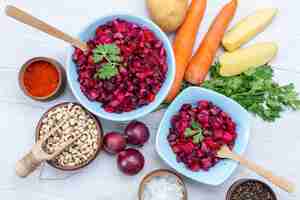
left=125, top=121, right=150, bottom=146
left=103, top=132, right=127, bottom=154
left=117, top=148, right=145, bottom=175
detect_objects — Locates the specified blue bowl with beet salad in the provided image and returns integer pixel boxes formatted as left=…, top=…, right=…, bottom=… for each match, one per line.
left=156, top=87, right=251, bottom=186
left=66, top=14, right=175, bottom=121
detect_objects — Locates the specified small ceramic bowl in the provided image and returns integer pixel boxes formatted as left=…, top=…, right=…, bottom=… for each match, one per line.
left=36, top=102, right=103, bottom=171
left=226, top=179, right=277, bottom=200
left=66, top=14, right=175, bottom=121
left=138, top=169, right=187, bottom=200
left=19, top=57, right=65, bottom=101
left=156, top=87, right=251, bottom=186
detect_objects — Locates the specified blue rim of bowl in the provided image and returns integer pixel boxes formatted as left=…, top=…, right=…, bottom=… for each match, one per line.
left=66, top=13, right=175, bottom=121
left=155, top=87, right=251, bottom=185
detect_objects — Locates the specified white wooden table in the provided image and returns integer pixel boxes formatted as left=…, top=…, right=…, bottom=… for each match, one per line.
left=0, top=0, right=299, bottom=199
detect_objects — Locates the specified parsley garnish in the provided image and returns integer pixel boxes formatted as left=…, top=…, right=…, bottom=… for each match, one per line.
left=95, top=63, right=119, bottom=80
left=191, top=120, right=201, bottom=129
left=184, top=128, right=196, bottom=137
left=193, top=133, right=204, bottom=145
left=93, top=44, right=122, bottom=80
left=184, top=121, right=204, bottom=144
left=202, top=63, right=300, bottom=121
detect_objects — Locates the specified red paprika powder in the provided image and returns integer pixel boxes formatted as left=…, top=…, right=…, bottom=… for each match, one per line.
left=23, top=61, right=59, bottom=97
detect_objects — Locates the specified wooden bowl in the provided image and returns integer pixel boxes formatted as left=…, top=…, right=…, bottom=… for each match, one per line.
left=19, top=57, right=65, bottom=101
left=138, top=169, right=188, bottom=200
left=226, top=179, right=277, bottom=200
left=35, top=102, right=103, bottom=171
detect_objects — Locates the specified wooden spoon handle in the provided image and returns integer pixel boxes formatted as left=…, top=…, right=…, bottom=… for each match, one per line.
left=16, top=151, right=44, bottom=178
left=232, top=154, right=295, bottom=193
left=5, top=5, right=87, bottom=51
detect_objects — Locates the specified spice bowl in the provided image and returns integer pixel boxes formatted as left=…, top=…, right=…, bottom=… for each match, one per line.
left=226, top=179, right=277, bottom=200
left=36, top=102, right=103, bottom=171
left=138, top=169, right=187, bottom=200
left=19, top=57, right=65, bottom=101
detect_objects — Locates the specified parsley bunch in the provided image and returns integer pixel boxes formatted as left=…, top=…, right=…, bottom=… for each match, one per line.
left=202, top=63, right=300, bottom=121
left=93, top=44, right=122, bottom=80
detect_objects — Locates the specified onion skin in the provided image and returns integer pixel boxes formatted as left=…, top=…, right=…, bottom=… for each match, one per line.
left=103, top=132, right=127, bottom=155
left=117, top=148, right=145, bottom=175
left=125, top=121, right=150, bottom=146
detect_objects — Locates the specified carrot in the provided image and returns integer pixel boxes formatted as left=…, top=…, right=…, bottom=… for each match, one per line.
left=165, top=0, right=207, bottom=103
left=184, top=0, right=238, bottom=85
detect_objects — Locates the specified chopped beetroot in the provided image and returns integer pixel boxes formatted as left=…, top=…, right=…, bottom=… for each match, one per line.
left=201, top=157, right=213, bottom=171
left=73, top=19, right=167, bottom=113
left=168, top=100, right=237, bottom=172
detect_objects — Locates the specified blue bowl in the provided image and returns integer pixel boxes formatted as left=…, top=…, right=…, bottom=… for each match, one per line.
left=156, top=87, right=251, bottom=186
left=66, top=14, right=175, bottom=121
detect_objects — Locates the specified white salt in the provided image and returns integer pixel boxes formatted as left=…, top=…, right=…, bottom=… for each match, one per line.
left=142, top=175, right=184, bottom=200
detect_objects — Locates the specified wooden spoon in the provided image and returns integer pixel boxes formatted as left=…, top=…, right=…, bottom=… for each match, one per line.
left=217, top=145, right=295, bottom=193
left=5, top=5, right=88, bottom=51
left=16, top=120, right=81, bottom=177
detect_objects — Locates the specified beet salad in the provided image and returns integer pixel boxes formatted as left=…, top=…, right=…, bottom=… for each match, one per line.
left=168, top=100, right=237, bottom=172
left=73, top=19, right=167, bottom=113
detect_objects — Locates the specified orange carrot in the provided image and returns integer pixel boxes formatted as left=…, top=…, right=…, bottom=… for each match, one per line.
left=184, top=0, right=238, bottom=85
left=165, top=0, right=207, bottom=103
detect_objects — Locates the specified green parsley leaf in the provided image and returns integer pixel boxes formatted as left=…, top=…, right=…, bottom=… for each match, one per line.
left=210, top=62, right=222, bottom=79
left=93, top=54, right=104, bottom=63
left=191, top=120, right=201, bottom=129
left=92, top=43, right=122, bottom=80
left=94, top=63, right=118, bottom=80
left=93, top=44, right=120, bottom=58
left=185, top=120, right=203, bottom=139
left=193, top=133, right=204, bottom=144
left=202, top=63, right=300, bottom=122
left=110, top=55, right=122, bottom=62
left=104, top=44, right=120, bottom=55
left=184, top=128, right=195, bottom=138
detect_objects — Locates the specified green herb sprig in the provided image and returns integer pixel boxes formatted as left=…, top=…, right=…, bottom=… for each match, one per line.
left=202, top=63, right=300, bottom=121
left=93, top=44, right=122, bottom=80
left=184, top=120, right=204, bottom=144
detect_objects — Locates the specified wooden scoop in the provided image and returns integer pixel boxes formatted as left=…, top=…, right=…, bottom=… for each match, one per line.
left=16, top=121, right=81, bottom=177
left=5, top=5, right=88, bottom=51
left=217, top=145, right=295, bottom=193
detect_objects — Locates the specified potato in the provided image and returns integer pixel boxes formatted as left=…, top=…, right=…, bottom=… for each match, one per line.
left=146, top=0, right=188, bottom=32
left=219, top=42, right=278, bottom=77
left=222, top=8, right=278, bottom=52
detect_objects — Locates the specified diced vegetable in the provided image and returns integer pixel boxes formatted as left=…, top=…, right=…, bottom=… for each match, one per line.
left=219, top=42, right=278, bottom=77
left=223, top=8, right=278, bottom=52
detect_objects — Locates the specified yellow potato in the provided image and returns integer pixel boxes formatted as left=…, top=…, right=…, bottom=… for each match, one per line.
left=219, top=42, right=278, bottom=77
left=146, top=0, right=188, bottom=32
left=222, top=8, right=278, bottom=52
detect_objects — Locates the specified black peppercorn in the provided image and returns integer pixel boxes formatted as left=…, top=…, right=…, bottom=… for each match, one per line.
left=227, top=179, right=277, bottom=200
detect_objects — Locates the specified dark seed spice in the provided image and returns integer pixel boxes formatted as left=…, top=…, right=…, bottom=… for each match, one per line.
left=230, top=180, right=276, bottom=200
